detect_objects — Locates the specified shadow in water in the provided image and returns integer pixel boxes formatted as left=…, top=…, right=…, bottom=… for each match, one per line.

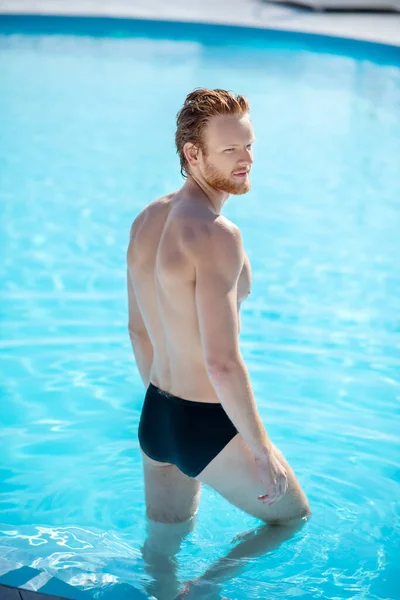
left=141, top=517, right=307, bottom=599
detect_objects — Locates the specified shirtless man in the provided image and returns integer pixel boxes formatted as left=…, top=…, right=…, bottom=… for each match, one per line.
left=127, top=89, right=310, bottom=530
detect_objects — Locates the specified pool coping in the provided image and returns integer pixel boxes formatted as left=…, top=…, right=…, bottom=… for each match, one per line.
left=0, top=561, right=149, bottom=600
left=1, top=12, right=400, bottom=68
left=0, top=583, right=69, bottom=600
left=0, top=0, right=399, bottom=47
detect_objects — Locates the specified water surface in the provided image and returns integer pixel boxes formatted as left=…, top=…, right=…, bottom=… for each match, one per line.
left=1, top=17, right=400, bottom=600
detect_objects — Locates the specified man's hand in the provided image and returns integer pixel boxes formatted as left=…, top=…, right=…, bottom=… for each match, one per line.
left=255, top=450, right=288, bottom=506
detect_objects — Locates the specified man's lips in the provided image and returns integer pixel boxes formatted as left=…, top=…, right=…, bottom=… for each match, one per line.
left=233, top=171, right=249, bottom=177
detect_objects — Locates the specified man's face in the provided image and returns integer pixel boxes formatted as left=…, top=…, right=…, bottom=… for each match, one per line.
left=199, top=114, right=255, bottom=195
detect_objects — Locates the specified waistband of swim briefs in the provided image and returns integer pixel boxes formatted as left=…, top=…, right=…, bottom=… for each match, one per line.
left=148, top=382, right=223, bottom=409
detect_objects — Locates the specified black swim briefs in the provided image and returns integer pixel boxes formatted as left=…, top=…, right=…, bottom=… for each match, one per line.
left=138, top=383, right=238, bottom=478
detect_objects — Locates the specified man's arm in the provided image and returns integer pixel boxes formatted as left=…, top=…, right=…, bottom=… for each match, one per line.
left=127, top=268, right=153, bottom=387
left=183, top=218, right=271, bottom=457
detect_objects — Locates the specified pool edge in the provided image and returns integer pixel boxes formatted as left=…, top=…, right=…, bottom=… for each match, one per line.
left=0, top=1, right=399, bottom=47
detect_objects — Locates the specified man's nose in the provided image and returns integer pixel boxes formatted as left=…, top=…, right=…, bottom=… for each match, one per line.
left=239, top=148, right=253, bottom=165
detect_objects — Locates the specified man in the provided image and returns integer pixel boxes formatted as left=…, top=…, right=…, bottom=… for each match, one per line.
left=127, top=88, right=310, bottom=529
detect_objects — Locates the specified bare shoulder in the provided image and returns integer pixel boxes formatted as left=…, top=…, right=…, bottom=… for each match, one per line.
left=128, top=193, right=175, bottom=240
left=179, top=213, right=244, bottom=270
left=127, top=194, right=175, bottom=269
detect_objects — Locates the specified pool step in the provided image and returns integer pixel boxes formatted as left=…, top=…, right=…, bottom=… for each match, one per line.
left=0, top=583, right=71, bottom=600
left=0, top=557, right=149, bottom=600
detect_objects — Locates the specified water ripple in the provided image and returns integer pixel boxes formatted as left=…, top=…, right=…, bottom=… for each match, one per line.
left=1, top=26, right=400, bottom=600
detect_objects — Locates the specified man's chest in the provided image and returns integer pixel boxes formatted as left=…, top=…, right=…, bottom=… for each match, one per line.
left=237, top=253, right=252, bottom=305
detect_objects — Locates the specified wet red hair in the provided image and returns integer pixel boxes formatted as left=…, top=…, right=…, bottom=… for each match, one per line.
left=175, top=88, right=250, bottom=178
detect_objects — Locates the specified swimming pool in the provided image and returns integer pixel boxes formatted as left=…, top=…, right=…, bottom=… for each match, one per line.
left=1, top=13, right=400, bottom=600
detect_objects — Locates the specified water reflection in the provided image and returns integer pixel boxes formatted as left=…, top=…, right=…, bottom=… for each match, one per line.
left=141, top=516, right=307, bottom=599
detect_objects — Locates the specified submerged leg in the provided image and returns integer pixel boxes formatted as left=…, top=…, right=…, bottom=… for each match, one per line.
left=141, top=452, right=201, bottom=599
left=177, top=519, right=307, bottom=599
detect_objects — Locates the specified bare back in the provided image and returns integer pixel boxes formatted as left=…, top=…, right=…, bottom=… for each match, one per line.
left=127, top=191, right=252, bottom=403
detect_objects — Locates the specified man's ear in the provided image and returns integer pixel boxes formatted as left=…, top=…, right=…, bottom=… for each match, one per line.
left=183, top=142, right=200, bottom=169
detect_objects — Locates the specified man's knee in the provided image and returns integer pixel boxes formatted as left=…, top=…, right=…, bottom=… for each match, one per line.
left=144, top=515, right=196, bottom=557
left=146, top=506, right=194, bottom=525
left=268, top=503, right=311, bottom=527
left=259, top=490, right=311, bottom=526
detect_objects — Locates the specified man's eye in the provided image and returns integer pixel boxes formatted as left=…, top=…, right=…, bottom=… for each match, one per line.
left=225, top=148, right=234, bottom=152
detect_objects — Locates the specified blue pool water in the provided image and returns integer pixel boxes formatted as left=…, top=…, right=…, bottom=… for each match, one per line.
left=1, top=15, right=400, bottom=600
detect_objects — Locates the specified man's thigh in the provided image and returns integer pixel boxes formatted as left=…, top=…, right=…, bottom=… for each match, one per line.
left=142, top=451, right=201, bottom=523
left=196, top=435, right=310, bottom=524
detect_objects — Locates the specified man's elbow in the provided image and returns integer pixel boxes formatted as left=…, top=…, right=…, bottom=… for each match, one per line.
left=205, top=353, right=243, bottom=380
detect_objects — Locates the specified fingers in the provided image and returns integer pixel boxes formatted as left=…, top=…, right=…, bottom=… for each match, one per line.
left=258, top=487, right=278, bottom=505
left=278, top=471, right=287, bottom=498
left=257, top=493, right=274, bottom=505
left=282, top=472, right=289, bottom=496
left=276, top=467, right=288, bottom=499
left=258, top=472, right=288, bottom=505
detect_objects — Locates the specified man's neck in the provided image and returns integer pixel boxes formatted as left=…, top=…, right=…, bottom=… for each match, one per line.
left=184, top=175, right=229, bottom=215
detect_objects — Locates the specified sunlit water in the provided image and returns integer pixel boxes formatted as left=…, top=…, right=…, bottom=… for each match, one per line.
left=1, top=15, right=400, bottom=600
